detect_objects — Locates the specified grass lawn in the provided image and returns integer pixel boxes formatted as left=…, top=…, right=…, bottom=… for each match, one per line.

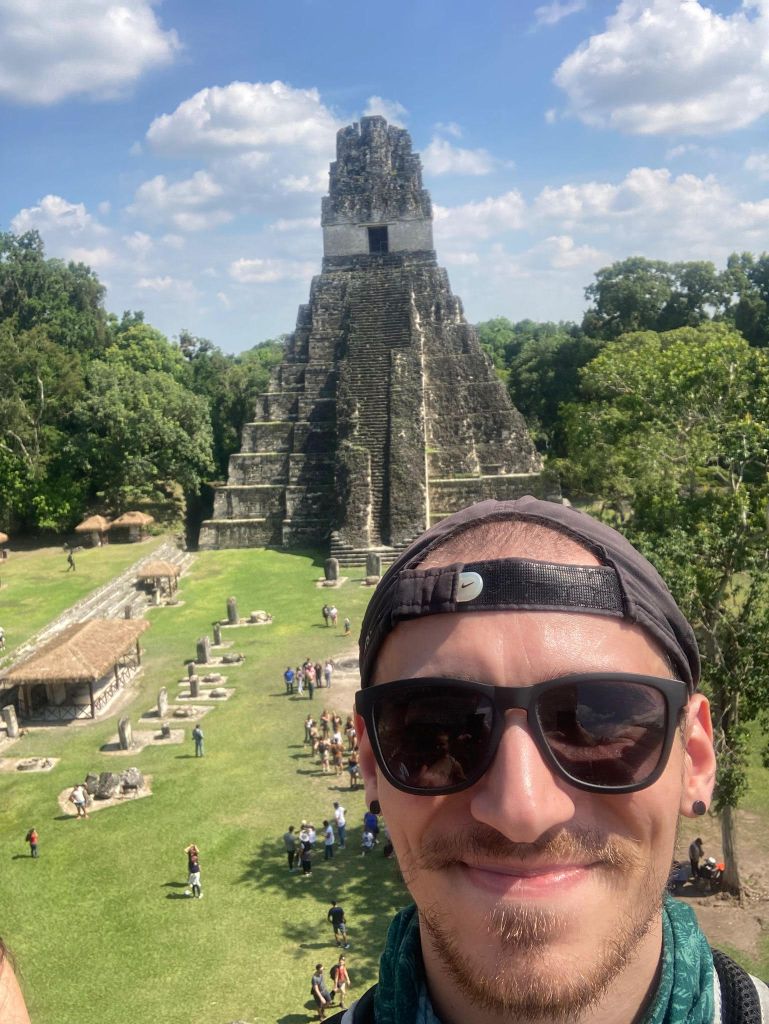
left=0, top=537, right=167, bottom=659
left=1, top=545, right=405, bottom=1024
left=1, top=543, right=767, bottom=1023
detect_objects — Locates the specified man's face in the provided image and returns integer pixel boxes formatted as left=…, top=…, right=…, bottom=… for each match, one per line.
left=359, top=597, right=714, bottom=1018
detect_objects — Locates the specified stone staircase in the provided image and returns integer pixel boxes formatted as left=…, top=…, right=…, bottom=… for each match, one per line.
left=343, top=270, right=412, bottom=542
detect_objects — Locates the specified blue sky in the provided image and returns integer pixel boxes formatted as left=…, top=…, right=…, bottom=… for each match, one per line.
left=2, top=0, right=769, bottom=353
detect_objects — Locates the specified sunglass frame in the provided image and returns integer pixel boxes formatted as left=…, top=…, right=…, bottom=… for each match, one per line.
left=355, top=673, right=688, bottom=797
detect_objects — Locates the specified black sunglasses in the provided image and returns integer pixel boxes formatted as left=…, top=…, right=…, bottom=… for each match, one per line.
left=355, top=674, right=688, bottom=796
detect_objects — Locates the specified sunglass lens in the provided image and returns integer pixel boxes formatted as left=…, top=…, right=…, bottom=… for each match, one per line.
left=537, top=681, right=668, bottom=789
left=372, top=686, right=494, bottom=791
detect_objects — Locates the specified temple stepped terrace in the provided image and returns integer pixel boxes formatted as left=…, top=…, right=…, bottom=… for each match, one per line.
left=200, top=116, right=551, bottom=561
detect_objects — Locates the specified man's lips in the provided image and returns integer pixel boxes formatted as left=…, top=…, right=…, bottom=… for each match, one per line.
left=457, top=859, right=598, bottom=896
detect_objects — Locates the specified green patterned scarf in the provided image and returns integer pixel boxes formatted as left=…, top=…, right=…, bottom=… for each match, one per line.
left=373, top=895, right=713, bottom=1024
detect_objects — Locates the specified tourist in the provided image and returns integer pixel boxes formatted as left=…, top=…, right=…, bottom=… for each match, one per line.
left=296, top=666, right=305, bottom=697
left=303, top=714, right=314, bottom=745
left=192, top=723, right=204, bottom=757
left=328, top=605, right=338, bottom=628
left=344, top=716, right=356, bottom=751
left=184, top=843, right=200, bottom=873
left=186, top=851, right=202, bottom=898
left=307, top=664, right=316, bottom=700
left=324, top=659, right=333, bottom=688
left=315, top=660, right=323, bottom=691
left=343, top=496, right=769, bottom=1023
left=333, top=802, right=346, bottom=849
left=68, top=782, right=88, bottom=819
left=363, top=807, right=379, bottom=845
left=318, top=737, right=330, bottom=773
left=0, top=938, right=31, bottom=1023
left=360, top=829, right=374, bottom=856
left=65, top=546, right=76, bottom=572
left=24, top=828, right=38, bottom=859
left=330, top=955, right=351, bottom=1008
left=327, top=901, right=349, bottom=948
left=689, top=835, right=704, bottom=880
left=320, top=708, right=330, bottom=738
left=323, top=820, right=334, bottom=860
left=300, top=842, right=313, bottom=876
left=331, top=741, right=344, bottom=777
left=284, top=666, right=295, bottom=694
left=307, top=823, right=317, bottom=849
left=322, top=604, right=330, bottom=627
left=310, top=964, right=332, bottom=1020
left=343, top=616, right=351, bottom=636
left=283, top=825, right=297, bottom=871
left=346, top=750, right=360, bottom=789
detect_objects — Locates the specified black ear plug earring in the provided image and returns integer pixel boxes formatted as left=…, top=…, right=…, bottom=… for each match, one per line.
left=693, top=800, right=707, bottom=816
left=369, top=800, right=381, bottom=815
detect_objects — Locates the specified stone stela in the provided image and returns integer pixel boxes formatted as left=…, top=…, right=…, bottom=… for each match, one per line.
left=199, top=115, right=548, bottom=562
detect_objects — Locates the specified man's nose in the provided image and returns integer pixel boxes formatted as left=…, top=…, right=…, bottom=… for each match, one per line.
left=469, top=711, right=577, bottom=842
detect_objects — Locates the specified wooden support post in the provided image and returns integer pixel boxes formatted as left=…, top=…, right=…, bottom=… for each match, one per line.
left=136, top=638, right=142, bottom=664
left=89, top=680, right=95, bottom=719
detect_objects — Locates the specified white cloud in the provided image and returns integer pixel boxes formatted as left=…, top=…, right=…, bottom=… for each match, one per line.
left=123, top=231, right=153, bottom=258
left=136, top=275, right=197, bottom=301
left=434, top=121, right=463, bottom=138
left=67, top=246, right=115, bottom=269
left=363, top=96, right=408, bottom=126
left=229, top=257, right=316, bottom=285
left=422, top=137, right=496, bottom=176
left=536, top=234, right=604, bottom=269
left=555, top=0, right=769, bottom=135
left=129, top=171, right=234, bottom=232
left=269, top=217, right=320, bottom=232
left=12, top=194, right=106, bottom=236
left=544, top=108, right=558, bottom=125
left=0, top=0, right=180, bottom=104
left=146, top=81, right=339, bottom=157
left=534, top=1, right=586, bottom=28
left=745, top=153, right=769, bottom=181
left=433, top=191, right=526, bottom=240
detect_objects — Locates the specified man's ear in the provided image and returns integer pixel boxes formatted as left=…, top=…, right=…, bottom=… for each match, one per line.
left=355, top=712, right=381, bottom=808
left=679, top=693, right=717, bottom=817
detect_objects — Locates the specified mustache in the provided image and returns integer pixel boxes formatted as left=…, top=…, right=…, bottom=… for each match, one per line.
left=412, top=824, right=642, bottom=873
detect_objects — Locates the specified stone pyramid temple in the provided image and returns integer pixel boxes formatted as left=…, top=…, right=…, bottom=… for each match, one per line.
left=199, top=116, right=548, bottom=559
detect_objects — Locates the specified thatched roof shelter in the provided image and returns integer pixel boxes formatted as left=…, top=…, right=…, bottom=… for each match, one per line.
left=1, top=619, right=149, bottom=687
left=75, top=515, right=111, bottom=534
left=136, top=560, right=181, bottom=580
left=112, top=511, right=155, bottom=528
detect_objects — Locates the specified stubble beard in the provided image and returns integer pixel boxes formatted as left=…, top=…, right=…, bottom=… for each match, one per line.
left=407, top=825, right=667, bottom=1023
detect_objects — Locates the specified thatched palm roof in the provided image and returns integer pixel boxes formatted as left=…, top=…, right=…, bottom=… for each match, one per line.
left=0, top=532, right=7, bottom=544
left=0, top=619, right=150, bottom=687
left=136, top=560, right=181, bottom=579
left=112, top=511, right=154, bottom=527
left=75, top=515, right=111, bottom=533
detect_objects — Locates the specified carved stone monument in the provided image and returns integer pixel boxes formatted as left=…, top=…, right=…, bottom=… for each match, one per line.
left=187, top=662, right=196, bottom=679
left=1, top=704, right=19, bottom=739
left=189, top=675, right=200, bottom=699
left=118, top=717, right=133, bottom=750
left=324, top=557, right=339, bottom=582
left=199, top=115, right=547, bottom=560
left=227, top=596, right=239, bottom=625
left=196, top=636, right=211, bottom=664
left=213, top=622, right=222, bottom=646
left=366, top=551, right=382, bottom=578
left=157, top=687, right=168, bottom=718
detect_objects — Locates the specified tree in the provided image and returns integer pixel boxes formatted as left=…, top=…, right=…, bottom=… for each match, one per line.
left=582, top=257, right=727, bottom=340
left=73, top=353, right=214, bottom=512
left=723, top=252, right=769, bottom=348
left=561, top=323, right=769, bottom=896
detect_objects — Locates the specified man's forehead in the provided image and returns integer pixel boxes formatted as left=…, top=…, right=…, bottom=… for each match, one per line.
left=371, top=606, right=672, bottom=685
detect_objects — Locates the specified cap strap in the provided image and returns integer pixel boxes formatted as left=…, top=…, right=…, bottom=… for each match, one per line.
left=392, top=558, right=625, bottom=622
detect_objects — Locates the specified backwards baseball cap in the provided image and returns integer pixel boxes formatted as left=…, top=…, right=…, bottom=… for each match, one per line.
left=358, top=496, right=699, bottom=691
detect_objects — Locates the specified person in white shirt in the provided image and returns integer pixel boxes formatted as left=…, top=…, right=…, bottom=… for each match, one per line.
left=333, top=802, right=346, bottom=848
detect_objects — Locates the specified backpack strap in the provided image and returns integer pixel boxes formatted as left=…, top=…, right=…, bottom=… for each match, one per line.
left=712, top=948, right=768, bottom=1023
left=324, top=984, right=377, bottom=1024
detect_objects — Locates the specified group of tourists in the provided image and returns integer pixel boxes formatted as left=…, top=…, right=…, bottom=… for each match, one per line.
left=283, top=801, right=355, bottom=875
left=302, top=710, right=360, bottom=784
left=322, top=605, right=352, bottom=636
left=284, top=658, right=335, bottom=698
